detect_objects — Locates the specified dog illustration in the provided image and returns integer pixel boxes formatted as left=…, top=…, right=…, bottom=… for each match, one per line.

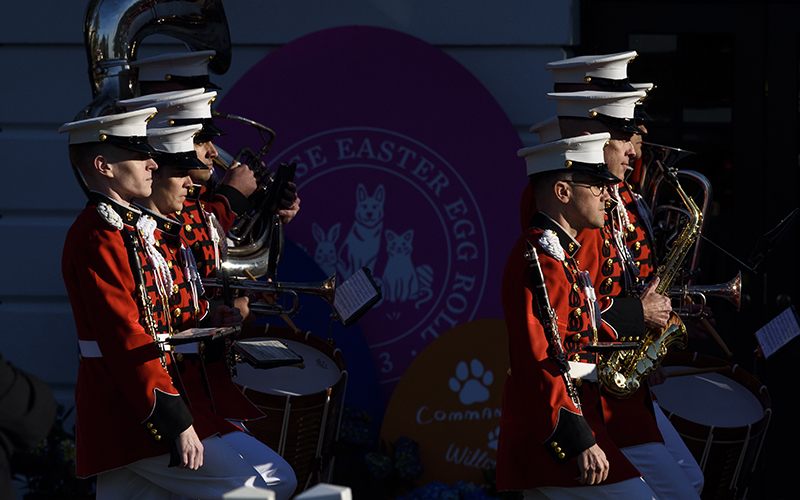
left=337, top=184, right=385, bottom=277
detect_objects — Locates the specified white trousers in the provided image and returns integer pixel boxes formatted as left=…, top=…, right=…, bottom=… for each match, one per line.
left=96, top=432, right=297, bottom=500
left=523, top=477, right=659, bottom=500
left=522, top=441, right=700, bottom=500
left=653, top=401, right=704, bottom=495
left=622, top=442, right=701, bottom=500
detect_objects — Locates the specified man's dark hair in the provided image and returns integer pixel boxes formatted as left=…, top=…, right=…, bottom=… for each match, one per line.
left=529, top=170, right=572, bottom=200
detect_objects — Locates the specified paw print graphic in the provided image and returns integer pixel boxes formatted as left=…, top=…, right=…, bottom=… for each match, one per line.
left=487, top=426, right=500, bottom=451
left=448, top=359, right=494, bottom=405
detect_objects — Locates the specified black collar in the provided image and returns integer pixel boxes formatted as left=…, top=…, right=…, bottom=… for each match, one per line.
left=186, top=184, right=203, bottom=201
left=132, top=203, right=183, bottom=237
left=87, top=191, right=141, bottom=228
left=528, top=212, right=581, bottom=258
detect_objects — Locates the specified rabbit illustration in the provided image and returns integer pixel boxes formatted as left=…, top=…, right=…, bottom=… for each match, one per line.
left=312, top=222, right=341, bottom=276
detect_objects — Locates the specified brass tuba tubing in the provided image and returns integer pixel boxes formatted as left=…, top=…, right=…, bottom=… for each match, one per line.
left=79, top=0, right=232, bottom=119
left=201, top=274, right=336, bottom=317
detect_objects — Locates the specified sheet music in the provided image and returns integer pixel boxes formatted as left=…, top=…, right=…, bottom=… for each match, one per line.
left=235, top=339, right=303, bottom=368
left=334, top=267, right=380, bottom=324
left=754, top=305, right=800, bottom=358
left=237, top=340, right=301, bottom=362
left=167, top=326, right=238, bottom=345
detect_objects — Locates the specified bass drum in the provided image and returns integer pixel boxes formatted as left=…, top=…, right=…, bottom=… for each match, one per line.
left=651, top=352, right=771, bottom=500
left=234, top=325, right=347, bottom=494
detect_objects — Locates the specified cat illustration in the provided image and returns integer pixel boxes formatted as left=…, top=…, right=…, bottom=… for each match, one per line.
left=312, top=222, right=340, bottom=277
left=382, top=229, right=419, bottom=303
left=337, top=184, right=385, bottom=277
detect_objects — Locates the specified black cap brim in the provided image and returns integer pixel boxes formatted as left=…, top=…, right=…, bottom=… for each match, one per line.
left=634, top=107, right=653, bottom=124
left=569, top=162, right=622, bottom=184
left=593, top=114, right=642, bottom=135
left=155, top=152, right=209, bottom=170
left=101, top=135, right=160, bottom=156
left=170, top=118, right=227, bottom=137
left=589, top=170, right=623, bottom=184
left=200, top=120, right=227, bottom=137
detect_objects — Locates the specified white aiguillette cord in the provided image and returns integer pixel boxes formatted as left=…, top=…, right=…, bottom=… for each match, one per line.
left=577, top=270, right=600, bottom=344
left=136, top=216, right=174, bottom=300
left=181, top=244, right=204, bottom=315
left=611, top=185, right=640, bottom=279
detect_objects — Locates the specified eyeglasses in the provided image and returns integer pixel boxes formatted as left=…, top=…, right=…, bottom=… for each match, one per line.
left=565, top=181, right=606, bottom=197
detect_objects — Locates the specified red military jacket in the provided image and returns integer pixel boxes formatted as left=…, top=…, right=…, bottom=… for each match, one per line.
left=178, top=183, right=251, bottom=279
left=497, top=212, right=643, bottom=490
left=177, top=192, right=222, bottom=280
left=62, top=194, right=256, bottom=478
left=135, top=205, right=265, bottom=423
left=617, top=182, right=656, bottom=280
left=189, top=182, right=251, bottom=233
left=521, top=183, right=646, bottom=341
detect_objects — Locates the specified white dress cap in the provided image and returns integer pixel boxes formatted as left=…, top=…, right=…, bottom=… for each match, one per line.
left=147, top=124, right=203, bottom=154
left=529, top=116, right=562, bottom=143
left=147, top=91, right=217, bottom=127
left=147, top=124, right=206, bottom=169
left=58, top=107, right=157, bottom=146
left=517, top=133, right=611, bottom=178
left=630, top=83, right=655, bottom=123
left=117, top=88, right=205, bottom=112
left=547, top=90, right=646, bottom=119
left=630, top=82, right=655, bottom=93
left=546, top=51, right=637, bottom=85
left=132, top=50, right=216, bottom=81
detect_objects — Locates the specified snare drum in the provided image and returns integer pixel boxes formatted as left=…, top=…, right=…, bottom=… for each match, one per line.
left=651, top=352, right=771, bottom=500
left=235, top=325, right=348, bottom=494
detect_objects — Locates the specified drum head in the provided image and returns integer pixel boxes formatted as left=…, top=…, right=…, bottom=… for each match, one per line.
left=653, top=366, right=765, bottom=428
left=235, top=339, right=342, bottom=396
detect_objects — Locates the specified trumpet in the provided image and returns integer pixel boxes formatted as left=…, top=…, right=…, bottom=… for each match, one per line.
left=202, top=274, right=336, bottom=317
left=670, top=271, right=742, bottom=316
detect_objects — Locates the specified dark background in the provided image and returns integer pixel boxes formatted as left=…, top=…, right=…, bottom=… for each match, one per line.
left=581, top=2, right=800, bottom=498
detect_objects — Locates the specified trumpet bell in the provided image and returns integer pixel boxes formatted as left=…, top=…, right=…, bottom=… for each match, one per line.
left=671, top=271, right=742, bottom=312
left=202, top=273, right=337, bottom=317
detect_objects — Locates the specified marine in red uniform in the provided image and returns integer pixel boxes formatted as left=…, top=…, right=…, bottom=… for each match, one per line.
left=60, top=109, right=205, bottom=475
left=131, top=124, right=266, bottom=424
left=540, top=89, right=699, bottom=499
left=59, top=112, right=296, bottom=499
left=499, top=133, right=658, bottom=496
left=541, top=54, right=704, bottom=496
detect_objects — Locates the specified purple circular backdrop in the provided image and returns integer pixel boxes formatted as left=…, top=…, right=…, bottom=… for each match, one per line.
left=218, top=26, right=525, bottom=399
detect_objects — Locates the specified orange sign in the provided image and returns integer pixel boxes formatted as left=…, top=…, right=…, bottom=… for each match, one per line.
left=380, top=319, right=509, bottom=486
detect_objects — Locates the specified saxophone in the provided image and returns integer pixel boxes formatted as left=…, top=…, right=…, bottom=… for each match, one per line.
left=597, top=166, right=701, bottom=398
